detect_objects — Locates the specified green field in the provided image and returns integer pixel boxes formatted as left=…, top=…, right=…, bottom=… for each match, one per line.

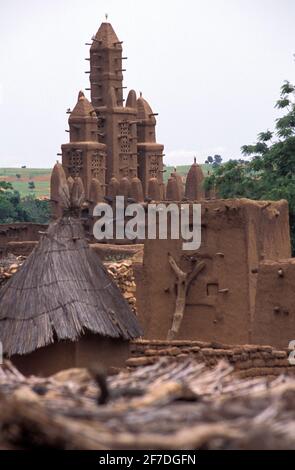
left=10, top=180, right=51, bottom=198
left=0, top=168, right=51, bottom=197
left=0, top=164, right=212, bottom=197
left=0, top=168, right=51, bottom=177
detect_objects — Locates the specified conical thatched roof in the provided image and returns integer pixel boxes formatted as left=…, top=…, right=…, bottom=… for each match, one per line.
left=0, top=169, right=142, bottom=357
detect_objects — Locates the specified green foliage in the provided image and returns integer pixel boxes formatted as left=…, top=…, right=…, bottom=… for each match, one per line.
left=205, top=79, right=295, bottom=254
left=0, top=185, right=22, bottom=223
left=205, top=155, right=223, bottom=167
left=275, top=98, right=291, bottom=109
left=28, top=181, right=36, bottom=190
left=258, top=131, right=273, bottom=142
left=0, top=181, right=13, bottom=190
left=20, top=195, right=50, bottom=223
left=280, top=81, right=295, bottom=96
left=0, top=184, right=50, bottom=224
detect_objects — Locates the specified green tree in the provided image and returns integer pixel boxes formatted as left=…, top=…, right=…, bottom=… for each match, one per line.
left=0, top=183, right=22, bottom=223
left=0, top=182, right=50, bottom=224
left=20, top=195, right=50, bottom=224
left=205, top=80, right=295, bottom=254
left=28, top=181, right=36, bottom=191
left=0, top=181, right=13, bottom=190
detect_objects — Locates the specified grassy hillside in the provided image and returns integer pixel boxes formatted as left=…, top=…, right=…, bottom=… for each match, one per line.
left=0, top=168, right=51, bottom=197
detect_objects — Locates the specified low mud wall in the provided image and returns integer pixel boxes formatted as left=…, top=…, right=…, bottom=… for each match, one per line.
left=0, top=223, right=47, bottom=244
left=129, top=340, right=294, bottom=379
left=0, top=224, right=47, bottom=257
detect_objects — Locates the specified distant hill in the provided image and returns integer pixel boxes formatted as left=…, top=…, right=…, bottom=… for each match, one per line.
left=0, top=168, right=51, bottom=197
left=0, top=164, right=213, bottom=197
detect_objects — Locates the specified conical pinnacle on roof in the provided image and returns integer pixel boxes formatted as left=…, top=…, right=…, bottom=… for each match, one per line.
left=108, top=176, right=120, bottom=199
left=70, top=177, right=85, bottom=209
left=130, top=177, right=144, bottom=203
left=67, top=176, right=74, bottom=194
left=50, top=163, right=69, bottom=204
left=119, top=177, right=131, bottom=198
left=91, top=22, right=121, bottom=49
left=166, top=176, right=182, bottom=201
left=185, top=160, right=205, bottom=201
left=126, top=90, right=137, bottom=108
left=89, top=178, right=103, bottom=204
left=51, top=163, right=86, bottom=214
left=70, top=91, right=96, bottom=119
left=171, top=170, right=184, bottom=200
left=137, top=94, right=156, bottom=123
left=147, top=177, right=161, bottom=201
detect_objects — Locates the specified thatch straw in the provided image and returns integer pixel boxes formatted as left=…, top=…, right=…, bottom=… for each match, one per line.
left=0, top=216, right=142, bottom=356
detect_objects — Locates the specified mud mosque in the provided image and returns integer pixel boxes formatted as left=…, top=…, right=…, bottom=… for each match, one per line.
left=49, top=21, right=295, bottom=353
left=1, top=20, right=295, bottom=376
left=57, top=21, right=166, bottom=208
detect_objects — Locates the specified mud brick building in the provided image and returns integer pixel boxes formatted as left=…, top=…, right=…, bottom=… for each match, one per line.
left=59, top=22, right=164, bottom=202
left=136, top=199, right=291, bottom=345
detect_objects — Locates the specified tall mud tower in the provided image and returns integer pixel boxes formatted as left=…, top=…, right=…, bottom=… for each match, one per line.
left=55, top=21, right=165, bottom=207
left=61, top=92, right=106, bottom=199
left=87, top=22, right=164, bottom=196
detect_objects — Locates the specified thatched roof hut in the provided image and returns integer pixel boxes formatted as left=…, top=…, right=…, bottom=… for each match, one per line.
left=0, top=165, right=142, bottom=375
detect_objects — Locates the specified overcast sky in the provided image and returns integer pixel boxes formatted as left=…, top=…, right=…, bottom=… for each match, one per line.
left=0, top=0, right=295, bottom=168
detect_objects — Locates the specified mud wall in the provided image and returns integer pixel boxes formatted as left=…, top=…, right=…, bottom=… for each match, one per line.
left=129, top=340, right=294, bottom=379
left=12, top=333, right=129, bottom=377
left=136, top=199, right=290, bottom=344
left=0, top=223, right=47, bottom=244
left=253, top=259, right=295, bottom=349
left=0, top=237, right=143, bottom=260
left=0, top=224, right=47, bottom=258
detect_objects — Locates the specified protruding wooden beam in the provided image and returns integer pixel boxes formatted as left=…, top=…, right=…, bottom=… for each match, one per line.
left=91, top=37, right=102, bottom=44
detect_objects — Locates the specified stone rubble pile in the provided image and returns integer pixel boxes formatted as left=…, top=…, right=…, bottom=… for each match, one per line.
left=106, top=259, right=137, bottom=313
left=0, top=255, right=25, bottom=287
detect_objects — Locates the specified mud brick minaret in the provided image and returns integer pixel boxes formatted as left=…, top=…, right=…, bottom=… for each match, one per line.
left=89, top=22, right=138, bottom=186
left=55, top=20, right=165, bottom=204
left=61, top=92, right=106, bottom=199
